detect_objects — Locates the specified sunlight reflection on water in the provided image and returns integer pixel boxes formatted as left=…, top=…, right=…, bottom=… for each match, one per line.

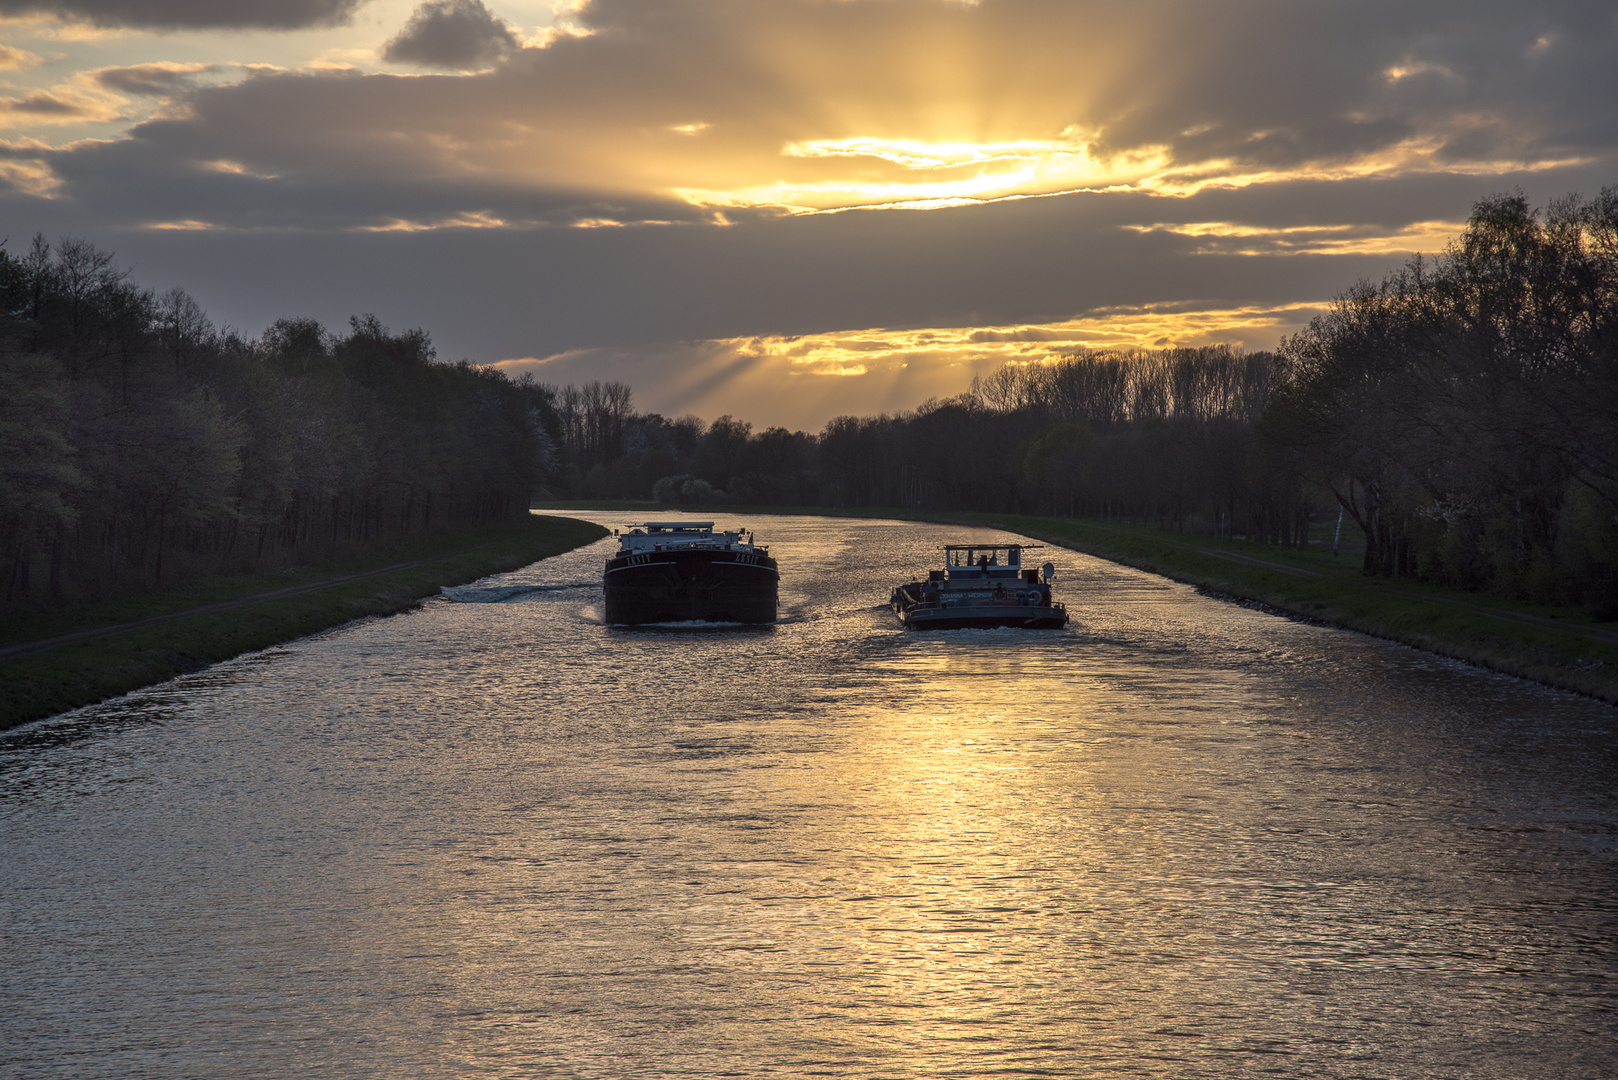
left=3, top=512, right=1615, bottom=1078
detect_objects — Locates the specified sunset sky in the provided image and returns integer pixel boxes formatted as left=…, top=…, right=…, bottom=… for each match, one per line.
left=2, top=0, right=1614, bottom=428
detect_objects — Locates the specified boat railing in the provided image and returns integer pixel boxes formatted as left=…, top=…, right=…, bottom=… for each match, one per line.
left=900, top=590, right=1059, bottom=611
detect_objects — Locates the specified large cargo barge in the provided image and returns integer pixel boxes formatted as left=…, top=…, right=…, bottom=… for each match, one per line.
left=603, top=521, right=778, bottom=625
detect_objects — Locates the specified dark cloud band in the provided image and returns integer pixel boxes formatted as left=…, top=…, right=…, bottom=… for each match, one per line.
left=95, top=64, right=216, bottom=96
left=8, top=0, right=1617, bottom=226
left=0, top=0, right=362, bottom=29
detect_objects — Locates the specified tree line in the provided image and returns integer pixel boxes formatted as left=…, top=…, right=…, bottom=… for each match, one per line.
left=551, top=343, right=1302, bottom=541
left=1264, top=189, right=1618, bottom=616
left=6, top=185, right=1612, bottom=618
left=1, top=235, right=556, bottom=609
left=548, top=189, right=1616, bottom=616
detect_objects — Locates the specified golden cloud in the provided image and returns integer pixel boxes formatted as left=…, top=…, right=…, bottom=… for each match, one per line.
left=1122, top=218, right=1470, bottom=256
left=11, top=0, right=1605, bottom=230
left=0, top=12, right=132, bottom=41
left=722, top=301, right=1325, bottom=378
left=0, top=141, right=61, bottom=195
left=673, top=126, right=1587, bottom=217
left=0, top=79, right=123, bottom=130
left=354, top=210, right=511, bottom=231
left=489, top=300, right=1330, bottom=430
left=678, top=134, right=1174, bottom=213
left=142, top=218, right=221, bottom=230
left=0, top=44, right=44, bottom=69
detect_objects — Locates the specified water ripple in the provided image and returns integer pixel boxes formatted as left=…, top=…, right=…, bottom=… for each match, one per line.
left=2, top=513, right=1615, bottom=1078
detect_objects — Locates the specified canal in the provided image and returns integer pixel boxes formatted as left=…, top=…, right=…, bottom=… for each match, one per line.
left=3, top=513, right=1614, bottom=1077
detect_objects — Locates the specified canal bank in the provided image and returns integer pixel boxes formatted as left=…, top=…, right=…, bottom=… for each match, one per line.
left=542, top=502, right=1618, bottom=706
left=981, top=513, right=1618, bottom=707
left=0, top=514, right=607, bottom=731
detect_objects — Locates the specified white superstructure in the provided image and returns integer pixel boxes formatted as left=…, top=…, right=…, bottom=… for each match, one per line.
left=613, top=522, right=760, bottom=554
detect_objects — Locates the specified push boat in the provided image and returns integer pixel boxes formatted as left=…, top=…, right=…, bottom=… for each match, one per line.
left=603, top=521, right=778, bottom=625
left=890, top=543, right=1068, bottom=630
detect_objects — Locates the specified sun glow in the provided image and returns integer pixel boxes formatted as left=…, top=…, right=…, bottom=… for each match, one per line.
left=721, top=301, right=1325, bottom=380
left=785, top=136, right=1093, bottom=171
left=676, top=135, right=1172, bottom=213
left=665, top=124, right=1584, bottom=215
left=491, top=301, right=1329, bottom=430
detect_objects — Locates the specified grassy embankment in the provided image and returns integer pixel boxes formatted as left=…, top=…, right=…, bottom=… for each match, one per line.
left=543, top=501, right=1618, bottom=704
left=0, top=514, right=607, bottom=731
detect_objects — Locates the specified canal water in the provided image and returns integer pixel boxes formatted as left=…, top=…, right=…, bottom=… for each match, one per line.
left=3, top=513, right=1614, bottom=1078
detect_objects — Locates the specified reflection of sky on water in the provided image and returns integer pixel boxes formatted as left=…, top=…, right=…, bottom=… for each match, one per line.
left=3, top=513, right=1615, bottom=1078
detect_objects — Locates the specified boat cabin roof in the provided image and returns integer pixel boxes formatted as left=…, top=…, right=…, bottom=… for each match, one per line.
left=942, top=544, right=1041, bottom=576
left=944, top=543, right=1040, bottom=564
left=942, top=543, right=1038, bottom=552
left=615, top=521, right=758, bottom=551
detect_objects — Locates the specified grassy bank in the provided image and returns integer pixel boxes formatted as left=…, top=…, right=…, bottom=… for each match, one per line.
left=542, top=501, right=1618, bottom=704
left=982, top=514, right=1618, bottom=706
left=0, top=514, right=606, bottom=731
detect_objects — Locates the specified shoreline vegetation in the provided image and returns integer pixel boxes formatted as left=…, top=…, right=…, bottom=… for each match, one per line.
left=4, top=190, right=1613, bottom=723
left=543, top=501, right=1618, bottom=706
left=3, top=233, right=599, bottom=733
left=4, top=496, right=1610, bottom=734
left=0, top=514, right=606, bottom=732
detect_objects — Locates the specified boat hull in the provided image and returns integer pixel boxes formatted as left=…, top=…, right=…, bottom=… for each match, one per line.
left=604, top=549, right=778, bottom=624
left=890, top=581, right=1068, bottom=631
left=898, top=605, right=1069, bottom=631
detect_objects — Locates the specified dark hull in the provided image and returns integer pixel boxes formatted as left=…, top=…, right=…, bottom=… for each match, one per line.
left=604, top=549, right=778, bottom=624
left=891, top=582, right=1068, bottom=631
left=900, top=606, right=1069, bottom=630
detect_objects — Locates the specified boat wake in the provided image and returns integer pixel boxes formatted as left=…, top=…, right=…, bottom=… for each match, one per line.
left=607, top=619, right=775, bottom=633
left=440, top=583, right=595, bottom=603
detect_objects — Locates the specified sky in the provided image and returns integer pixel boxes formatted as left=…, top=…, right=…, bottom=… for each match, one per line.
left=2, top=0, right=1615, bottom=429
